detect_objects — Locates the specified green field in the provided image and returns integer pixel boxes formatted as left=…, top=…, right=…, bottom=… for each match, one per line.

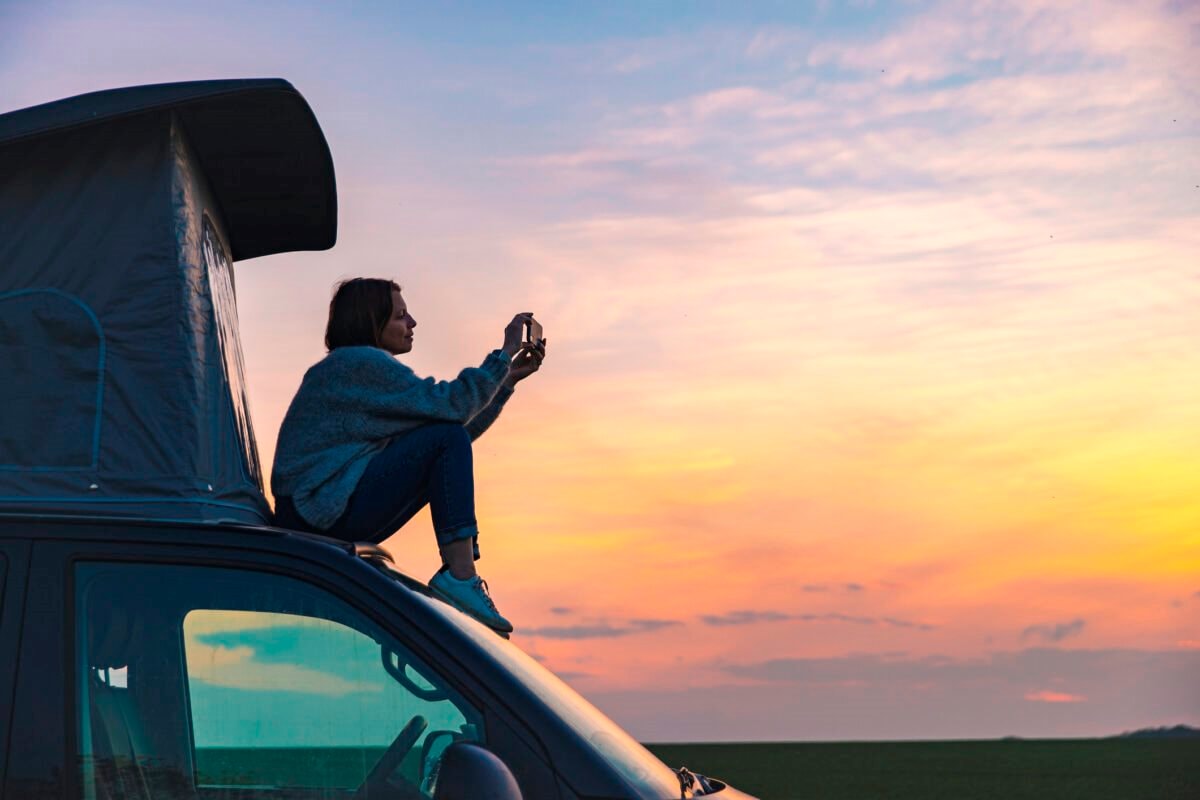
left=194, top=739, right=1199, bottom=799
left=645, top=739, right=1200, bottom=800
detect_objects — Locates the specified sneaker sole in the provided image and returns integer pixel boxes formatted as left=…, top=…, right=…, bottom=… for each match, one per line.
left=430, top=585, right=515, bottom=634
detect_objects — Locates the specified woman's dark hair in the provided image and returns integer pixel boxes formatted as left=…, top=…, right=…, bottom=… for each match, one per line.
left=325, top=278, right=402, bottom=350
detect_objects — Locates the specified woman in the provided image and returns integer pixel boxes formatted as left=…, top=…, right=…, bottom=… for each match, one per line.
left=271, top=278, right=546, bottom=633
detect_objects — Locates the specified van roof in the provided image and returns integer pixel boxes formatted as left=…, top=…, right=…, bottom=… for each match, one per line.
left=0, top=78, right=336, bottom=261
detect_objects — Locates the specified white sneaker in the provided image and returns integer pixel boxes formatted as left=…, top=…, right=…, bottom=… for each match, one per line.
left=429, top=569, right=514, bottom=633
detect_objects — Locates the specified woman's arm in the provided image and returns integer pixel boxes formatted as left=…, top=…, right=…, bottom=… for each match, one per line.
left=336, top=314, right=536, bottom=440
left=463, top=340, right=545, bottom=441
left=340, top=348, right=512, bottom=439
left=464, top=384, right=515, bottom=441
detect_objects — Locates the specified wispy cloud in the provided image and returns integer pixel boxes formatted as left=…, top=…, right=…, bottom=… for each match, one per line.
left=798, top=583, right=868, bottom=594
left=1025, top=690, right=1086, bottom=704
left=881, top=617, right=936, bottom=630
left=185, top=612, right=382, bottom=697
left=699, top=610, right=796, bottom=626
left=521, top=618, right=683, bottom=639
left=1022, top=619, right=1087, bottom=643
left=699, top=609, right=935, bottom=630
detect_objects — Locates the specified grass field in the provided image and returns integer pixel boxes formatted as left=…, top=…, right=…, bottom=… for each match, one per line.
left=645, top=739, right=1200, bottom=800
left=194, top=739, right=1199, bottom=799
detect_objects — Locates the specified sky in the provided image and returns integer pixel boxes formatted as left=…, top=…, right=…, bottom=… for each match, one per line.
left=3, top=0, right=1199, bottom=742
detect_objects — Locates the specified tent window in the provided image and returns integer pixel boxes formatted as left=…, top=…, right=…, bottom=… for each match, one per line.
left=0, top=289, right=104, bottom=469
left=202, top=217, right=262, bottom=490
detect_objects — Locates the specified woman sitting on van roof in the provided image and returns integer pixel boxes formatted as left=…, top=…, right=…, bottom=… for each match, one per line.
left=271, top=278, right=546, bottom=633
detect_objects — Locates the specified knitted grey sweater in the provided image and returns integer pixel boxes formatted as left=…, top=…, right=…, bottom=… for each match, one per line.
left=271, top=345, right=513, bottom=530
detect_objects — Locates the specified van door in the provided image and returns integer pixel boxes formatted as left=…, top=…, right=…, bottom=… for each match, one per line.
left=48, top=537, right=560, bottom=800
left=0, top=539, right=30, bottom=794
left=4, top=539, right=65, bottom=800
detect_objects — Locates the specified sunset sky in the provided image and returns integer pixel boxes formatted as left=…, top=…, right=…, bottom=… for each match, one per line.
left=3, top=0, right=1198, bottom=741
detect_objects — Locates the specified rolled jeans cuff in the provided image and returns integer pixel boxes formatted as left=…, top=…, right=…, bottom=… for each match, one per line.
left=437, top=523, right=481, bottom=560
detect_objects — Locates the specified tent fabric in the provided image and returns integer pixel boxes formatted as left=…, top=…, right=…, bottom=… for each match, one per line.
left=0, top=289, right=104, bottom=468
left=0, top=110, right=272, bottom=523
left=0, top=79, right=336, bottom=261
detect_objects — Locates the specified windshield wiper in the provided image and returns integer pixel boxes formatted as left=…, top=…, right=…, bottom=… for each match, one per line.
left=675, top=767, right=697, bottom=798
left=675, top=766, right=718, bottom=797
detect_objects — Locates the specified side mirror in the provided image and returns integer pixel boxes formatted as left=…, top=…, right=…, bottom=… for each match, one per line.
left=433, top=742, right=523, bottom=800
left=418, top=730, right=456, bottom=792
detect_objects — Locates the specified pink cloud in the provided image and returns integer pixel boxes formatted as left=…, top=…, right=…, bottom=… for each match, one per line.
left=684, top=87, right=776, bottom=119
left=1025, top=690, right=1087, bottom=704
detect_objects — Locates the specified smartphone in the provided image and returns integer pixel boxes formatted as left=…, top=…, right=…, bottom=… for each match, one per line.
left=523, top=317, right=544, bottom=347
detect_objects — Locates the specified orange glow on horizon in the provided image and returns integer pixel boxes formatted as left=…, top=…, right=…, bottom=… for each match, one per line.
left=1025, top=691, right=1087, bottom=704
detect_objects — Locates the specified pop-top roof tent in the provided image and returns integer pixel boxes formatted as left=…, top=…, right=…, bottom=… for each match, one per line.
left=0, top=79, right=336, bottom=524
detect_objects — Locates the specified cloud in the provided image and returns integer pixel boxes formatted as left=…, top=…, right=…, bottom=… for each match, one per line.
left=814, top=612, right=875, bottom=626
left=497, top=148, right=635, bottom=169
left=184, top=611, right=385, bottom=697
left=549, top=606, right=573, bottom=615
left=700, top=610, right=796, bottom=626
left=630, top=618, right=680, bottom=630
left=698, top=610, right=936, bottom=630
left=799, top=583, right=869, bottom=594
left=187, top=651, right=372, bottom=697
left=716, top=648, right=1183, bottom=694
left=498, top=0, right=1198, bottom=243
left=521, top=618, right=683, bottom=639
left=881, top=617, right=935, bottom=630
left=1022, top=618, right=1087, bottom=643
left=804, top=0, right=1197, bottom=92
left=1025, top=690, right=1086, bottom=704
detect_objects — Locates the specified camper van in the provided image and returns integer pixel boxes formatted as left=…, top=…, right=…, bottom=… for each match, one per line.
left=0, top=80, right=756, bottom=800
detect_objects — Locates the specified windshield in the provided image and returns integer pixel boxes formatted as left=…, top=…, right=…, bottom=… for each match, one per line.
left=405, top=584, right=682, bottom=799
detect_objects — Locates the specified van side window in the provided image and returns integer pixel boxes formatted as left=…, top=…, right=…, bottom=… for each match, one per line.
left=75, top=562, right=483, bottom=800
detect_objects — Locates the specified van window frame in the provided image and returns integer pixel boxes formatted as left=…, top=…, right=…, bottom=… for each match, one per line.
left=50, top=535, right=560, bottom=800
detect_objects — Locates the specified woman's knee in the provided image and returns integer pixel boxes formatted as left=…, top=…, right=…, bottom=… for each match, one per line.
left=426, top=421, right=471, bottom=450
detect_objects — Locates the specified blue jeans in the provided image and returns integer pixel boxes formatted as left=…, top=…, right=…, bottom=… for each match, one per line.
left=274, top=422, right=480, bottom=559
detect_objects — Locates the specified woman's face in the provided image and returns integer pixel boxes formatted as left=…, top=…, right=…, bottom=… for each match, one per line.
left=379, top=289, right=416, bottom=355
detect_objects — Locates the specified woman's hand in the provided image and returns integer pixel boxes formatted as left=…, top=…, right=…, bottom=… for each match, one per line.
left=502, top=313, right=534, bottom=358
left=505, top=339, right=546, bottom=388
